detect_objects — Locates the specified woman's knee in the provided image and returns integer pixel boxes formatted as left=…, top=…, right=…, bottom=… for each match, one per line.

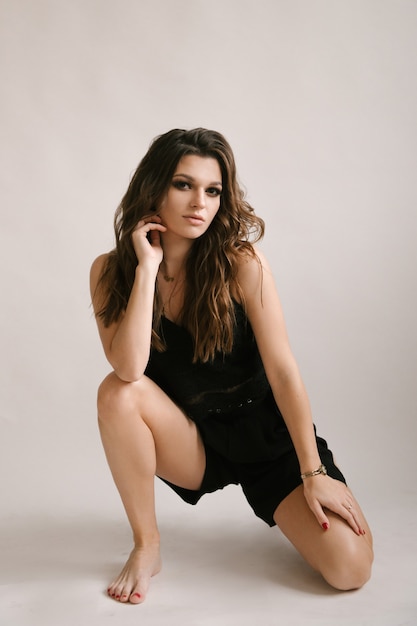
left=97, top=372, right=145, bottom=422
left=322, top=537, right=373, bottom=591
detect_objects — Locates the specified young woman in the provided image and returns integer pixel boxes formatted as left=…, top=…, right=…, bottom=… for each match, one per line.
left=90, top=128, right=373, bottom=604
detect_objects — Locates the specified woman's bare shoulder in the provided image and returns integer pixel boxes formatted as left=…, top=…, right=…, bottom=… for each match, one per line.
left=90, top=253, right=110, bottom=300
left=91, top=252, right=109, bottom=274
left=237, top=246, right=272, bottom=285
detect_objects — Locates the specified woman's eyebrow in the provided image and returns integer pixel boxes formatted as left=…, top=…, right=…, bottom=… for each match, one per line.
left=172, top=173, right=222, bottom=186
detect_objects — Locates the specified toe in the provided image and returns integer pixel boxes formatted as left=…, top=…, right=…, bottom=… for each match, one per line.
left=108, top=584, right=123, bottom=602
left=129, top=591, right=143, bottom=604
left=120, top=590, right=130, bottom=603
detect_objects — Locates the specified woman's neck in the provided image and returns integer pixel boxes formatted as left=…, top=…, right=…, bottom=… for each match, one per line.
left=159, top=236, right=191, bottom=282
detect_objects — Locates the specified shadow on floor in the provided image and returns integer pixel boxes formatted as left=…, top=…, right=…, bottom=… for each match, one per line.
left=0, top=512, right=337, bottom=596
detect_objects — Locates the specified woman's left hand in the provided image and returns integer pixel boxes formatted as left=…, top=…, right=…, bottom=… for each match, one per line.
left=302, top=475, right=364, bottom=535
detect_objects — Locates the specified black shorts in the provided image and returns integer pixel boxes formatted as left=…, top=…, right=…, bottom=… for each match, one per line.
left=160, top=392, right=346, bottom=527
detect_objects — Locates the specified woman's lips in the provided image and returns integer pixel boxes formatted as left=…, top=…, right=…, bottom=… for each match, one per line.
left=183, top=214, right=205, bottom=225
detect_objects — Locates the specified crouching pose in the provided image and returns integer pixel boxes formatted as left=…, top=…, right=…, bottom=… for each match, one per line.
left=90, top=128, right=373, bottom=604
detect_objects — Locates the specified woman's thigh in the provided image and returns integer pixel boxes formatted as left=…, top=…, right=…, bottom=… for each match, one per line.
left=98, top=372, right=206, bottom=491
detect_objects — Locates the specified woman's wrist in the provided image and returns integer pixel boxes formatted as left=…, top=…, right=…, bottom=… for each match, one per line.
left=135, top=261, right=159, bottom=279
left=300, top=463, right=327, bottom=480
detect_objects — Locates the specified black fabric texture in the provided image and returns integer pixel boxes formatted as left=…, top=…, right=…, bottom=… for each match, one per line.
left=146, top=303, right=346, bottom=526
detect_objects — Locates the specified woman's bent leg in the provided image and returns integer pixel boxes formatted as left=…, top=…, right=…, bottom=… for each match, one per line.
left=274, top=485, right=373, bottom=591
left=97, top=372, right=206, bottom=604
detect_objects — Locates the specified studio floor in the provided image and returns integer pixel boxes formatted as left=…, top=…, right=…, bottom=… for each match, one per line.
left=1, top=482, right=416, bottom=626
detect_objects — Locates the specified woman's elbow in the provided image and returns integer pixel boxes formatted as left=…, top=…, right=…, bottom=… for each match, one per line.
left=107, top=356, right=146, bottom=383
left=113, top=366, right=144, bottom=383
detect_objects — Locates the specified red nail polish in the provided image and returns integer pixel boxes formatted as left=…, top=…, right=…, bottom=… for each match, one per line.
left=132, top=593, right=141, bottom=599
left=322, top=522, right=329, bottom=530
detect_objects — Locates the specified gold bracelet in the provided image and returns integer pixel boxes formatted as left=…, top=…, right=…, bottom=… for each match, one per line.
left=300, top=463, right=327, bottom=480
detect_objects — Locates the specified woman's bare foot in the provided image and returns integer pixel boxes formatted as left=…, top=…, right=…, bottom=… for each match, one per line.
left=107, top=542, right=162, bottom=604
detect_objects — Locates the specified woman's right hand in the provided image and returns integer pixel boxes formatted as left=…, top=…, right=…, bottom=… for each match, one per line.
left=131, top=216, right=167, bottom=272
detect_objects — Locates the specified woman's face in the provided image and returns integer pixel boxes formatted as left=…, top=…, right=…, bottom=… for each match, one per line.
left=157, top=155, right=222, bottom=241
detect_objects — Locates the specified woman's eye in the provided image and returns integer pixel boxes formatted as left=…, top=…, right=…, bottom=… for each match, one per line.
left=207, top=187, right=222, bottom=197
left=172, top=180, right=191, bottom=190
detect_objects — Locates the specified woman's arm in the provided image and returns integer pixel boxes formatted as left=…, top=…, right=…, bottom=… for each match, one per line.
left=90, top=218, right=166, bottom=382
left=239, top=249, right=363, bottom=534
left=238, top=249, right=321, bottom=473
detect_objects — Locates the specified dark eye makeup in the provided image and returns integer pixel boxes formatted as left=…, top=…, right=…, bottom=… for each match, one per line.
left=172, top=180, right=222, bottom=196
left=172, top=180, right=191, bottom=190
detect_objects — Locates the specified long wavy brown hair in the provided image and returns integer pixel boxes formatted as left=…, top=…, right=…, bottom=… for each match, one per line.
left=96, top=128, right=265, bottom=362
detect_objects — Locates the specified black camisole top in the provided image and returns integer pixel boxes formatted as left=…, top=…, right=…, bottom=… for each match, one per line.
left=145, top=302, right=272, bottom=424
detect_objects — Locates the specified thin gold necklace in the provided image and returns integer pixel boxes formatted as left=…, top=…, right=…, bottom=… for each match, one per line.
left=159, top=275, right=184, bottom=318
left=160, top=261, right=177, bottom=282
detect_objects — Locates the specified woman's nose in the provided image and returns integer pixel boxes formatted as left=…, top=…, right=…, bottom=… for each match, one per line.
left=191, top=188, right=205, bottom=208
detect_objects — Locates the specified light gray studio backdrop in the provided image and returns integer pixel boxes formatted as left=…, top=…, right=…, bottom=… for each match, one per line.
left=1, top=1, right=417, bottom=625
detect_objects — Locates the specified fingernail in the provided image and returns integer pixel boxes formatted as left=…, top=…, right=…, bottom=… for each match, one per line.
left=322, top=522, right=329, bottom=530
